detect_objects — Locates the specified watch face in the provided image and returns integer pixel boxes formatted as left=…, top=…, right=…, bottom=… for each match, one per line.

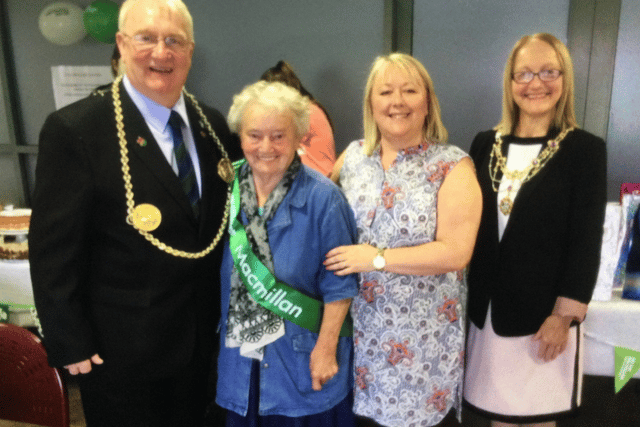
left=373, top=255, right=385, bottom=270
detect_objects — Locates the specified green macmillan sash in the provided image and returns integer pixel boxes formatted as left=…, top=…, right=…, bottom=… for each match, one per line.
left=229, top=161, right=352, bottom=337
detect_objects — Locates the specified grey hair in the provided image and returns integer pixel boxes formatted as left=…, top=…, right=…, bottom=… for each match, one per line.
left=119, top=0, right=194, bottom=42
left=228, top=81, right=311, bottom=138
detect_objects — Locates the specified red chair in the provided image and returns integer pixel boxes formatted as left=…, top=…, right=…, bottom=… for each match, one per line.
left=0, top=323, right=69, bottom=427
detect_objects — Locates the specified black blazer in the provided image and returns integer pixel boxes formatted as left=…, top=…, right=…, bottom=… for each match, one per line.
left=467, top=128, right=606, bottom=337
left=30, top=83, right=241, bottom=376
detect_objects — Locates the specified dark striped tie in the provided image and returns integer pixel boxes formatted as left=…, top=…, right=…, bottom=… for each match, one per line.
left=168, top=111, right=199, bottom=217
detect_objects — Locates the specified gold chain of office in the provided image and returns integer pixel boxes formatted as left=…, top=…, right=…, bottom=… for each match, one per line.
left=489, top=127, right=573, bottom=215
left=112, top=75, right=233, bottom=259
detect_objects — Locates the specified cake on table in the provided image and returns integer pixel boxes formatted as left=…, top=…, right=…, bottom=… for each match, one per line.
left=0, top=207, right=31, bottom=260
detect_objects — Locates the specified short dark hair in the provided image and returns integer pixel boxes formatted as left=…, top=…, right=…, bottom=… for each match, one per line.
left=260, top=61, right=314, bottom=101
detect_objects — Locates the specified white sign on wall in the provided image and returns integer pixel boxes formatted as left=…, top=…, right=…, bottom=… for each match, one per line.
left=51, top=65, right=112, bottom=110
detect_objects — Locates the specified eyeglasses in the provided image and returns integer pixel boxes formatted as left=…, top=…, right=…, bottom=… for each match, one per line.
left=122, top=33, right=193, bottom=53
left=512, top=69, right=562, bottom=84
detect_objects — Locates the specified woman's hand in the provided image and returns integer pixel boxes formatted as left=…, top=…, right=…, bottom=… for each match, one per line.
left=532, top=315, right=572, bottom=362
left=324, top=244, right=378, bottom=276
left=326, top=158, right=482, bottom=277
left=310, top=338, right=339, bottom=391
left=309, top=299, right=351, bottom=391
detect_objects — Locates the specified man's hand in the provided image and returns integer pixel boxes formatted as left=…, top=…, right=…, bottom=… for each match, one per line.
left=64, top=354, right=103, bottom=375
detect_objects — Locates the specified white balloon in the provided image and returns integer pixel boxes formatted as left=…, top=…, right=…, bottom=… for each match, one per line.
left=38, top=2, right=86, bottom=46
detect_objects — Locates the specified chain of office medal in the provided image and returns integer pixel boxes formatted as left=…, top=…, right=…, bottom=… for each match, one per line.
left=112, top=74, right=231, bottom=259
left=489, top=127, right=572, bottom=215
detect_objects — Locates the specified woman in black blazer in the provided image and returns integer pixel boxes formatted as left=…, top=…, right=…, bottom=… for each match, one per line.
left=463, top=33, right=606, bottom=427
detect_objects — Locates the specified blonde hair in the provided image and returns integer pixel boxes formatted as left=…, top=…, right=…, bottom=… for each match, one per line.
left=119, top=0, right=194, bottom=42
left=228, top=81, right=311, bottom=139
left=496, top=33, right=578, bottom=135
left=362, top=53, right=447, bottom=156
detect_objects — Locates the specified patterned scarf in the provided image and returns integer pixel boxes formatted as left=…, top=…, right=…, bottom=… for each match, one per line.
left=226, top=155, right=302, bottom=360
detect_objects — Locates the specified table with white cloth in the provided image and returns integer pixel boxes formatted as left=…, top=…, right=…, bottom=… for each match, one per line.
left=583, top=291, right=640, bottom=379
left=0, top=260, right=37, bottom=327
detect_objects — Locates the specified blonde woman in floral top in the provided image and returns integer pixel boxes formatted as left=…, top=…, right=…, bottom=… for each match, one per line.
left=325, top=53, right=482, bottom=427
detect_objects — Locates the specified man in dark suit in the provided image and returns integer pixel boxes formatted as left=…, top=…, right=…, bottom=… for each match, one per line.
left=29, top=1, right=240, bottom=425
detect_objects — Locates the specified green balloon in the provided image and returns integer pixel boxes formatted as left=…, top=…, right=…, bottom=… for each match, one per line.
left=83, top=0, right=119, bottom=44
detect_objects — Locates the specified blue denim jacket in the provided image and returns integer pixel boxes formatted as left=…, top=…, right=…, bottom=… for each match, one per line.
left=216, top=165, right=358, bottom=417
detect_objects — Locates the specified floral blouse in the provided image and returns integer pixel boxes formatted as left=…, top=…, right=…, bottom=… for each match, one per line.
left=340, top=140, right=468, bottom=427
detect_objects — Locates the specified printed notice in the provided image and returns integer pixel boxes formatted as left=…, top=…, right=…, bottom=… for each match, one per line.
left=51, top=65, right=113, bottom=109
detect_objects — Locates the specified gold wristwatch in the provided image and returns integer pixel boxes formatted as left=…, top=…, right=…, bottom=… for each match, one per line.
left=372, top=247, right=386, bottom=271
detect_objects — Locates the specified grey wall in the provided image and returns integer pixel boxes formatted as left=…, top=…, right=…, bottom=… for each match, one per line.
left=606, top=0, right=640, bottom=199
left=412, top=0, right=569, bottom=152
left=0, top=154, right=22, bottom=206
left=6, top=1, right=116, bottom=147
left=0, top=40, right=24, bottom=206
left=185, top=0, right=383, bottom=151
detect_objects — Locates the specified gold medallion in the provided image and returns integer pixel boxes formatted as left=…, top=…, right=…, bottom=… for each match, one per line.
left=218, top=158, right=235, bottom=183
left=113, top=76, right=231, bottom=258
left=499, top=197, right=513, bottom=216
left=131, top=204, right=162, bottom=231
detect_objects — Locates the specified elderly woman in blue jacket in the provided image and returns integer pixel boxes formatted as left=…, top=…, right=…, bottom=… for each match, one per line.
left=215, top=80, right=357, bottom=427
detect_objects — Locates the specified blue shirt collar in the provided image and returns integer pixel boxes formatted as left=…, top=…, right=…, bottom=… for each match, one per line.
left=122, top=75, right=189, bottom=134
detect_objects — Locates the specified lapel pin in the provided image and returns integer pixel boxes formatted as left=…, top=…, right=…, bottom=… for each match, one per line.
left=200, top=130, right=207, bottom=138
left=136, top=136, right=147, bottom=147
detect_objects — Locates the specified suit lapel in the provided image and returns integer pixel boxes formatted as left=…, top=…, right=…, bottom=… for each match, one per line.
left=118, top=83, right=198, bottom=224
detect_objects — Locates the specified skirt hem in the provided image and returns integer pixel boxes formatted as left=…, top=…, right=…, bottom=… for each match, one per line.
left=462, top=399, right=579, bottom=424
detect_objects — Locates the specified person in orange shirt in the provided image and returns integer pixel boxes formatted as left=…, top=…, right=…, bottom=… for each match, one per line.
left=261, top=61, right=336, bottom=177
